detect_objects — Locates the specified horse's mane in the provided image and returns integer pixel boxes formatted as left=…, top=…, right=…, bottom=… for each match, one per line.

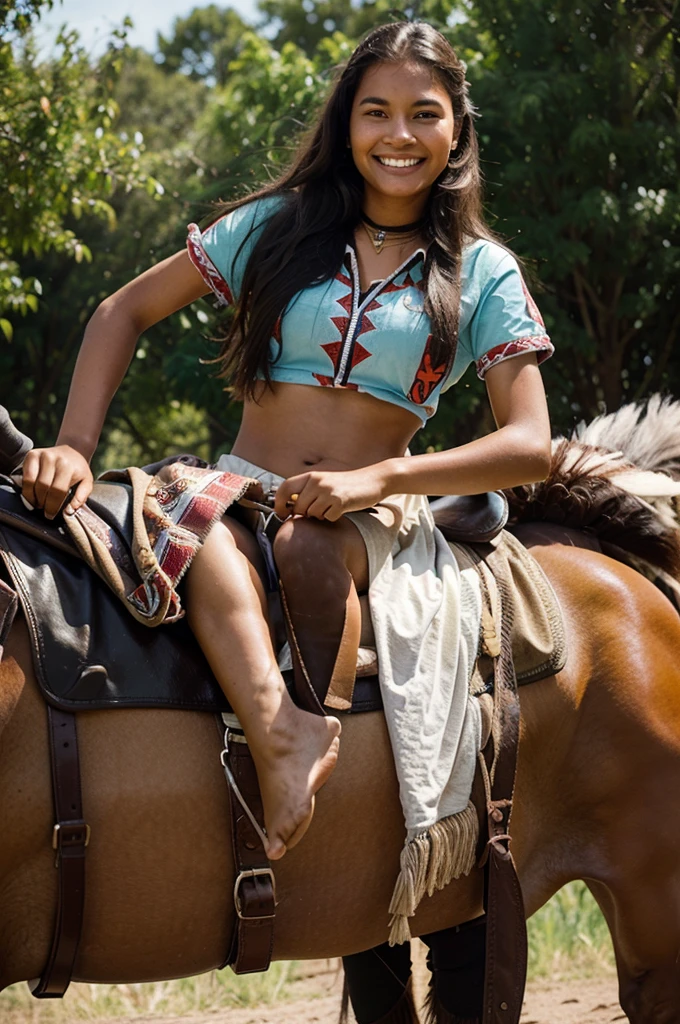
left=505, top=395, right=680, bottom=582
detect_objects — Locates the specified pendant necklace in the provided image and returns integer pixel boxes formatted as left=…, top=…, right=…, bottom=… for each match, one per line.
left=361, top=212, right=426, bottom=255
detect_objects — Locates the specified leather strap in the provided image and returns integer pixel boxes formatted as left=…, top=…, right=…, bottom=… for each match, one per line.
left=279, top=585, right=326, bottom=716
left=223, top=730, right=276, bottom=974
left=30, top=706, right=89, bottom=997
left=480, top=564, right=527, bottom=1024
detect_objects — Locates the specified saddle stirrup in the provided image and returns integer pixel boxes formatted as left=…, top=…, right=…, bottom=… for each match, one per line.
left=218, top=718, right=276, bottom=975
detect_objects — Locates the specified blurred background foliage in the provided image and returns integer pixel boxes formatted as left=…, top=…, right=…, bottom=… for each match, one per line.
left=1, top=0, right=678, bottom=468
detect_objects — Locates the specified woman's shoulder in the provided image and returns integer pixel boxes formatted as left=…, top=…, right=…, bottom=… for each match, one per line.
left=462, top=235, right=518, bottom=277
left=207, top=191, right=291, bottom=235
left=188, top=192, right=293, bottom=305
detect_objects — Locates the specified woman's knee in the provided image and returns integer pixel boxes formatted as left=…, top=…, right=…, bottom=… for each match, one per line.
left=273, top=517, right=340, bottom=578
left=274, top=516, right=368, bottom=590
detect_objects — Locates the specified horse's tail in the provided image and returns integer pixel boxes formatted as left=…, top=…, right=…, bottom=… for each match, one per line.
left=505, top=395, right=680, bottom=597
left=573, top=393, right=680, bottom=479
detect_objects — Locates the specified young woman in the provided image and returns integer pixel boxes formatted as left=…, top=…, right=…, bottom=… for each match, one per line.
left=20, top=21, right=552, bottom=889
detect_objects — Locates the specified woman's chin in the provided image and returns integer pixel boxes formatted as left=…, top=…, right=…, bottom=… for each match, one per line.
left=362, top=174, right=432, bottom=200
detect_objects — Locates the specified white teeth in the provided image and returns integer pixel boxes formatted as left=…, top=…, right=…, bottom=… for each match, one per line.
left=376, top=157, right=423, bottom=168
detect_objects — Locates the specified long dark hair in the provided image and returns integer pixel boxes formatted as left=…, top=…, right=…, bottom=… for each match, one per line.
left=211, top=21, right=501, bottom=399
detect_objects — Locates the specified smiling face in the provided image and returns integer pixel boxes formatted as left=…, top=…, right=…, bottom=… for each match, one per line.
left=348, top=60, right=456, bottom=218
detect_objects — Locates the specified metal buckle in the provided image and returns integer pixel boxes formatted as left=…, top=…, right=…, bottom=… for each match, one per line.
left=233, top=867, right=276, bottom=921
left=52, top=822, right=91, bottom=867
left=52, top=822, right=91, bottom=850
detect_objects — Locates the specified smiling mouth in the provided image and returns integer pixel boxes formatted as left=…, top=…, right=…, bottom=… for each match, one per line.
left=373, top=156, right=426, bottom=168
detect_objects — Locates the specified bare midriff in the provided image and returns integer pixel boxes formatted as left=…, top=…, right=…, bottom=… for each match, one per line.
left=231, top=381, right=421, bottom=479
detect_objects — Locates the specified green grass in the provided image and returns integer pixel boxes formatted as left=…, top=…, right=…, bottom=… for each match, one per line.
left=527, top=881, right=615, bottom=980
left=0, top=959, right=298, bottom=1021
left=0, top=882, right=614, bottom=1019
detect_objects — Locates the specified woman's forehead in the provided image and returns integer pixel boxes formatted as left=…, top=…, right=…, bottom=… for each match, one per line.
left=354, top=61, right=450, bottom=104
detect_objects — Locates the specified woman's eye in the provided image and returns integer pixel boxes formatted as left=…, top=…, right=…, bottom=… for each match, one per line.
left=415, top=111, right=438, bottom=119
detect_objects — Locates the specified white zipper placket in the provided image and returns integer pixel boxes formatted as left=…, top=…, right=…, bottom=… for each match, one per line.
left=333, top=244, right=425, bottom=386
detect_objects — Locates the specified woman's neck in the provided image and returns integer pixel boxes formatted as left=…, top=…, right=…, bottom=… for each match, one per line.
left=361, top=189, right=429, bottom=228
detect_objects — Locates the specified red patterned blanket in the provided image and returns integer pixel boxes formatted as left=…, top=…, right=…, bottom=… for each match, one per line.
left=64, top=461, right=257, bottom=626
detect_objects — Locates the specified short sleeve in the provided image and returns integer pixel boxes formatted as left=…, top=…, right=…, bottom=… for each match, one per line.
left=186, top=195, right=286, bottom=307
left=468, top=248, right=553, bottom=380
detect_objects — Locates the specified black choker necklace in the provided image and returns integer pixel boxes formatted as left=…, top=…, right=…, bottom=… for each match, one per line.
left=361, top=212, right=426, bottom=254
left=361, top=212, right=425, bottom=233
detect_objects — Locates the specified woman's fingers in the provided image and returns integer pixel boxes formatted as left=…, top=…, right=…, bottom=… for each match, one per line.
left=42, top=460, right=75, bottom=519
left=20, top=446, right=92, bottom=518
left=21, top=449, right=42, bottom=508
left=275, top=473, right=346, bottom=521
left=305, top=496, right=337, bottom=521
left=30, top=456, right=59, bottom=512
left=66, top=476, right=94, bottom=515
left=274, top=475, right=308, bottom=519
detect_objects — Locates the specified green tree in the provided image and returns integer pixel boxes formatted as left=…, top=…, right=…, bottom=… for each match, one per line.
left=0, top=11, right=160, bottom=342
left=155, top=5, right=250, bottom=86
left=457, top=0, right=680, bottom=427
left=0, top=25, right=168, bottom=444
left=256, top=0, right=459, bottom=55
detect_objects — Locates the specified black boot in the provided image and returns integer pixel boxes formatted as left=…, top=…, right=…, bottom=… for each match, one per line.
left=421, top=916, right=486, bottom=1024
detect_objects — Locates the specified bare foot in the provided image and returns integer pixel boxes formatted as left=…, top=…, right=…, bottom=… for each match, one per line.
left=254, top=710, right=341, bottom=861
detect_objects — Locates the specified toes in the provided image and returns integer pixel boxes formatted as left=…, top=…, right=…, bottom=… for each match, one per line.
left=284, top=799, right=315, bottom=853
left=266, top=836, right=287, bottom=861
left=265, top=799, right=315, bottom=861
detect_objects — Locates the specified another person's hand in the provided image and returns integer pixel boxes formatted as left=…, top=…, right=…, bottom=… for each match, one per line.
left=274, top=466, right=391, bottom=522
left=21, top=445, right=93, bottom=519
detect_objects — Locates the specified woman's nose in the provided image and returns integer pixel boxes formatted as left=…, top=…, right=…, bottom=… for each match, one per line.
left=382, top=119, right=416, bottom=146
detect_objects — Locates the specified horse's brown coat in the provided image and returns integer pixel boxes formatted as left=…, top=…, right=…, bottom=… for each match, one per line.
left=1, top=532, right=680, bottom=1023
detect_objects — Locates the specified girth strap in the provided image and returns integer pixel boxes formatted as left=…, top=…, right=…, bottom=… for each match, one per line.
left=480, top=563, right=527, bottom=1024
left=222, top=728, right=276, bottom=974
left=30, top=706, right=89, bottom=997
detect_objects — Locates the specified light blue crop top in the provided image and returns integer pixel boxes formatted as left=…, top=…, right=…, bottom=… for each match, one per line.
left=187, top=195, right=553, bottom=427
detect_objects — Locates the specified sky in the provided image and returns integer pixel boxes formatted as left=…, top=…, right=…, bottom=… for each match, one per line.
left=35, top=0, right=262, bottom=57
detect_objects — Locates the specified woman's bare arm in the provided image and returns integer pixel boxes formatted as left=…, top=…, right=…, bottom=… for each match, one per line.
left=382, top=352, right=552, bottom=495
left=22, top=250, right=210, bottom=516
left=57, top=251, right=210, bottom=458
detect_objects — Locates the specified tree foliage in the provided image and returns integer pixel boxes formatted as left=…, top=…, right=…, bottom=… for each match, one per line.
left=0, top=12, right=160, bottom=341
left=155, top=5, right=249, bottom=86
left=459, top=0, right=680, bottom=424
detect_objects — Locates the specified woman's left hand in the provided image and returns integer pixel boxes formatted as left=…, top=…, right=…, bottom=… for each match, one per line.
left=274, top=465, right=393, bottom=521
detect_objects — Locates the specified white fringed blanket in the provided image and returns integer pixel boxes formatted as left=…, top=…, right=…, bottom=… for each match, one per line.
left=346, top=493, right=482, bottom=944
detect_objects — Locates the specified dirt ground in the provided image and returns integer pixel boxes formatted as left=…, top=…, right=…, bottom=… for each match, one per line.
left=74, top=953, right=626, bottom=1024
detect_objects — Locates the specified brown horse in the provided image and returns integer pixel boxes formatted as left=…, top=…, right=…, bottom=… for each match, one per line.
left=1, top=400, right=680, bottom=1023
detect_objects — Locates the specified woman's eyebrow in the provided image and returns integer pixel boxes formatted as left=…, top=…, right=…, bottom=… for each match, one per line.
left=358, top=95, right=446, bottom=110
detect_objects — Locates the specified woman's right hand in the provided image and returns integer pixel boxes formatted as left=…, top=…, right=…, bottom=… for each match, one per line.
left=21, top=445, right=93, bottom=520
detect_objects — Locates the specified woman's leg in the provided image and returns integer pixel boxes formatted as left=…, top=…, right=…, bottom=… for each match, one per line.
left=184, top=516, right=341, bottom=860
left=273, top=516, right=369, bottom=710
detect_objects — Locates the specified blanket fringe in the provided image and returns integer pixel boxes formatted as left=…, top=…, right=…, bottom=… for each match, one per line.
left=387, top=800, right=478, bottom=945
